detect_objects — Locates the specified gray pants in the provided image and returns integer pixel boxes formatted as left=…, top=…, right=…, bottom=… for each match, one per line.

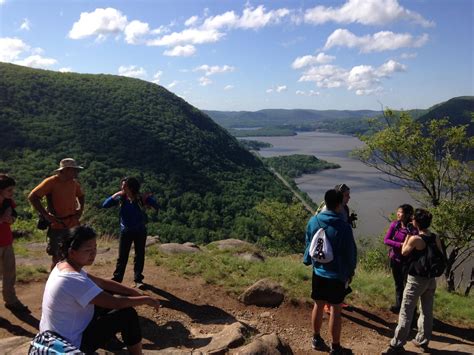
left=390, top=274, right=436, bottom=348
left=0, top=244, right=19, bottom=305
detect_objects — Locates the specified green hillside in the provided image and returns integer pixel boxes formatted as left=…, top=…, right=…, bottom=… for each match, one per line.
left=0, top=63, right=295, bottom=244
left=417, top=96, right=474, bottom=136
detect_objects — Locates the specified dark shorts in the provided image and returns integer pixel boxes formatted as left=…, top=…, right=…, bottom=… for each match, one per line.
left=46, top=228, right=70, bottom=256
left=311, top=272, right=349, bottom=305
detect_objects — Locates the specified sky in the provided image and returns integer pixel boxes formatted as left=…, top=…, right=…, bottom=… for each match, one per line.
left=1, top=0, right=473, bottom=111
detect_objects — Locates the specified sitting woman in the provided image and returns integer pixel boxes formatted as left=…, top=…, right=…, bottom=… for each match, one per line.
left=39, top=225, right=160, bottom=354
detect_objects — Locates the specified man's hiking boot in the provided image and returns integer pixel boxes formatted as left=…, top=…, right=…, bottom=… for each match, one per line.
left=329, top=344, right=353, bottom=355
left=389, top=305, right=400, bottom=314
left=381, top=345, right=405, bottom=354
left=311, top=334, right=329, bottom=351
left=411, top=339, right=429, bottom=351
left=104, top=334, right=125, bottom=351
left=134, top=282, right=146, bottom=290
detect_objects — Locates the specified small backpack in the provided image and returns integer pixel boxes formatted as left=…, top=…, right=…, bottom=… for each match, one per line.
left=29, top=330, right=83, bottom=354
left=412, top=233, right=446, bottom=278
left=309, top=226, right=334, bottom=264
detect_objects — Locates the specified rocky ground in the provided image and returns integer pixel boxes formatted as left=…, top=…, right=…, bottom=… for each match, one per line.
left=0, top=240, right=472, bottom=354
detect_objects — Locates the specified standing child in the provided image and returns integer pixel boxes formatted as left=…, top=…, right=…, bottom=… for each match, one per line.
left=0, top=174, right=30, bottom=313
left=102, top=177, right=159, bottom=288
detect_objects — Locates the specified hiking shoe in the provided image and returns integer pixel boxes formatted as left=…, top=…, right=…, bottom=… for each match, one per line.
left=134, top=282, right=146, bottom=290
left=329, top=345, right=353, bottom=355
left=104, top=334, right=125, bottom=351
left=411, top=339, right=429, bottom=350
left=389, top=305, right=400, bottom=314
left=311, top=334, right=329, bottom=351
left=381, top=345, right=405, bottom=354
left=5, top=302, right=30, bottom=313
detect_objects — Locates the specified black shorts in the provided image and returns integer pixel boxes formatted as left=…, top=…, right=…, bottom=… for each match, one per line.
left=311, top=272, right=349, bottom=305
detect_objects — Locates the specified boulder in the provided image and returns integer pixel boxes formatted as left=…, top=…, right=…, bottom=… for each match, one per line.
left=239, top=279, right=285, bottom=307
left=210, top=239, right=253, bottom=250
left=159, top=243, right=202, bottom=254
left=236, top=252, right=265, bottom=263
left=146, top=235, right=160, bottom=247
left=200, top=322, right=248, bottom=353
left=234, top=333, right=293, bottom=354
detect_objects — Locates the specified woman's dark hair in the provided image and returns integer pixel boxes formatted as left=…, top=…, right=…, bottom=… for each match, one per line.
left=121, top=177, right=141, bottom=196
left=398, top=204, right=414, bottom=223
left=0, top=174, right=15, bottom=190
left=413, top=208, right=432, bottom=230
left=325, top=189, right=343, bottom=211
left=58, top=225, right=97, bottom=260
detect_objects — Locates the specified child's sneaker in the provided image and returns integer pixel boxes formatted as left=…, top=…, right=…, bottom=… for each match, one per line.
left=311, top=334, right=329, bottom=351
left=329, top=344, right=353, bottom=355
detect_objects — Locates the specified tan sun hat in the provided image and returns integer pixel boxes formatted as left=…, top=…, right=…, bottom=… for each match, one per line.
left=55, top=158, right=84, bottom=171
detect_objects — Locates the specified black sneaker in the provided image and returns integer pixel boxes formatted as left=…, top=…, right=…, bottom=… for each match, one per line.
left=329, top=345, right=353, bottom=355
left=381, top=345, right=405, bottom=354
left=311, top=334, right=329, bottom=351
left=411, top=339, right=429, bottom=351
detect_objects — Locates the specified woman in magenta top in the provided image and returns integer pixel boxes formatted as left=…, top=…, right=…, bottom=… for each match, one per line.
left=384, top=204, right=417, bottom=313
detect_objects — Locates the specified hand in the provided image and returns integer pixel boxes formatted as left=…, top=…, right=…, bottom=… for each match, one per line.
left=44, top=213, right=57, bottom=224
left=112, top=191, right=125, bottom=199
left=146, top=297, right=161, bottom=311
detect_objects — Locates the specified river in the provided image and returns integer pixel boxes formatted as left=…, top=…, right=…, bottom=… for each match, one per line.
left=246, top=131, right=416, bottom=240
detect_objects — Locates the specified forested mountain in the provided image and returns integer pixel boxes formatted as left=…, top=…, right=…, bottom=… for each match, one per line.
left=204, top=108, right=380, bottom=128
left=418, top=96, right=474, bottom=136
left=0, top=63, right=294, bottom=244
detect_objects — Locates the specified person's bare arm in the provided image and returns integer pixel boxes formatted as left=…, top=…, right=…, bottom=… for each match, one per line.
left=90, top=291, right=160, bottom=310
left=77, top=195, right=85, bottom=219
left=28, top=192, right=56, bottom=223
left=88, top=274, right=141, bottom=297
left=401, top=235, right=419, bottom=256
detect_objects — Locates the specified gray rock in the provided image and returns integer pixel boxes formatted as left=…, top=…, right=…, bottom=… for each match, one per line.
left=234, top=333, right=293, bottom=354
left=211, top=239, right=253, bottom=250
left=236, top=252, right=265, bottom=263
left=159, top=243, right=202, bottom=254
left=239, top=279, right=285, bottom=307
left=146, top=235, right=160, bottom=247
left=200, top=322, right=248, bottom=353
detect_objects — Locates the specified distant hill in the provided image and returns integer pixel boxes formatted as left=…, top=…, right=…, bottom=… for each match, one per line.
left=0, top=63, right=294, bottom=243
left=417, top=96, right=474, bottom=136
left=204, top=108, right=381, bottom=128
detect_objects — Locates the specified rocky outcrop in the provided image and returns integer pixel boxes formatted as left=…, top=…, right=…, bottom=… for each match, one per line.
left=210, top=239, right=254, bottom=250
left=239, top=279, right=285, bottom=307
left=199, top=322, right=248, bottom=353
left=236, top=252, right=265, bottom=263
left=159, top=243, right=202, bottom=254
left=234, top=333, right=293, bottom=354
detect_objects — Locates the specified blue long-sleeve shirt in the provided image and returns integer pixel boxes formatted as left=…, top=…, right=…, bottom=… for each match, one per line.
left=303, top=210, right=357, bottom=283
left=102, top=194, right=159, bottom=232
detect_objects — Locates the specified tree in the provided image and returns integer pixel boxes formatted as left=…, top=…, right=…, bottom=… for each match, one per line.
left=355, top=111, right=474, bottom=291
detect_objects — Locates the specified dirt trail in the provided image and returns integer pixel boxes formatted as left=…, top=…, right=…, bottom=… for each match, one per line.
left=1, top=244, right=473, bottom=354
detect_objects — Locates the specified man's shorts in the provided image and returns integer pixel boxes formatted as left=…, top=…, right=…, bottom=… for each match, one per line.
left=311, top=272, right=348, bottom=305
left=46, top=228, right=70, bottom=257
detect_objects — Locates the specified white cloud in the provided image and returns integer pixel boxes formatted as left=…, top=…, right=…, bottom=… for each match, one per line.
left=0, top=37, right=29, bottom=61
left=296, top=90, right=320, bottom=96
left=58, top=67, right=72, bottom=73
left=324, top=29, right=429, bottom=53
left=0, top=0, right=5, bottom=4
left=202, top=11, right=238, bottom=30
left=224, top=85, right=234, bottom=90
left=69, top=8, right=128, bottom=40
left=14, top=55, right=57, bottom=69
left=185, top=15, right=199, bottom=27
left=194, top=64, right=235, bottom=76
left=401, top=52, right=417, bottom=59
left=124, top=20, right=150, bottom=44
left=20, top=18, right=31, bottom=31
left=164, top=44, right=196, bottom=57
left=167, top=80, right=178, bottom=89
left=238, top=5, right=290, bottom=29
left=297, top=59, right=406, bottom=95
left=266, top=88, right=274, bottom=93
left=304, top=0, right=434, bottom=27
left=276, top=85, right=287, bottom=93
left=198, top=76, right=212, bottom=86
left=151, top=70, right=163, bottom=84
left=147, top=28, right=223, bottom=47
left=118, top=65, right=146, bottom=78
left=292, top=52, right=335, bottom=69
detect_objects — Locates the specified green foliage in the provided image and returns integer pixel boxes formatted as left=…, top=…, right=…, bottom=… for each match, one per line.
left=357, top=237, right=390, bottom=272
left=355, top=111, right=474, bottom=290
left=263, top=154, right=340, bottom=178
left=238, top=139, right=273, bottom=151
left=0, top=63, right=293, bottom=244
left=17, top=265, right=49, bottom=282
left=254, top=200, right=310, bottom=254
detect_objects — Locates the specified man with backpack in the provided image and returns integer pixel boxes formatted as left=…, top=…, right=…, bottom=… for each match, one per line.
left=304, top=189, right=357, bottom=355
left=28, top=158, right=85, bottom=270
left=383, top=208, right=446, bottom=354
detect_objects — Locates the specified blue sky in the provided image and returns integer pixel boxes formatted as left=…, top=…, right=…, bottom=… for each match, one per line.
left=1, top=0, right=472, bottom=111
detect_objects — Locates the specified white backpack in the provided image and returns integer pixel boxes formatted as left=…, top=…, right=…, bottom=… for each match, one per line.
left=309, top=227, right=333, bottom=264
